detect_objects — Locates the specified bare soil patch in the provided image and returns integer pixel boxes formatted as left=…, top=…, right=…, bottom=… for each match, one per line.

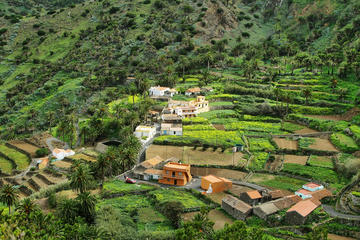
left=68, top=153, right=96, bottom=162
left=294, top=127, right=319, bottom=134
left=328, top=234, right=356, bottom=240
left=273, top=138, right=298, bottom=150
left=213, top=124, right=225, bottom=130
left=229, top=185, right=253, bottom=196
left=53, top=160, right=72, bottom=169
left=147, top=145, right=246, bottom=166
left=310, top=138, right=339, bottom=152
left=191, top=167, right=247, bottom=180
left=248, top=173, right=275, bottom=184
left=207, top=192, right=231, bottom=205
left=8, top=140, right=39, bottom=157
left=27, top=132, right=53, bottom=148
left=32, top=176, right=50, bottom=188
left=282, top=155, right=308, bottom=165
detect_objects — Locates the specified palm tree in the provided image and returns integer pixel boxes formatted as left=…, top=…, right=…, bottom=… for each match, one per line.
left=0, top=184, right=19, bottom=215
left=57, top=199, right=78, bottom=224
left=302, top=87, right=312, bottom=105
left=331, top=78, right=338, bottom=92
left=16, top=198, right=37, bottom=219
left=178, top=56, right=190, bottom=82
left=69, top=163, right=94, bottom=193
left=96, top=154, right=111, bottom=189
left=273, top=88, right=282, bottom=105
left=76, top=192, right=96, bottom=223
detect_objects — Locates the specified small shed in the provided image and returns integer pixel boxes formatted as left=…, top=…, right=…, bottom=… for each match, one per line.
left=269, top=190, right=284, bottom=200
left=140, top=156, right=164, bottom=169
left=143, top=169, right=163, bottom=180
left=303, top=182, right=324, bottom=192
left=285, top=198, right=321, bottom=225
left=222, top=195, right=252, bottom=221
left=201, top=175, right=232, bottom=193
left=311, top=189, right=332, bottom=201
left=240, top=190, right=262, bottom=206
left=253, top=202, right=279, bottom=219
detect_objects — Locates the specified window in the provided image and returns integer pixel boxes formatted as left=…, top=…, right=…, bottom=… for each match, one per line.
left=172, top=172, right=175, bottom=177
left=178, top=172, right=182, bottom=176
left=174, top=131, right=176, bottom=134
left=166, top=170, right=169, bottom=174
left=168, top=179, right=170, bottom=182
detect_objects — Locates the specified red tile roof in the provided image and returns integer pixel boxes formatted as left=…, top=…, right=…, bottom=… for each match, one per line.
left=304, top=182, right=322, bottom=189
left=246, top=190, right=262, bottom=199
left=296, top=189, right=312, bottom=195
left=287, top=198, right=321, bottom=217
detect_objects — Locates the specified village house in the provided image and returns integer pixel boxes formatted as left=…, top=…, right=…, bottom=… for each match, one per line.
left=295, top=183, right=331, bottom=200
left=164, top=96, right=209, bottom=119
left=303, top=182, right=324, bottom=192
left=52, top=148, right=75, bottom=160
left=285, top=198, right=321, bottom=225
left=185, top=87, right=201, bottom=96
left=158, top=162, right=192, bottom=186
left=160, top=123, right=183, bottom=136
left=269, top=190, right=285, bottom=200
left=222, top=195, right=252, bottom=221
left=134, top=125, right=157, bottom=140
left=240, top=190, right=262, bottom=206
left=201, top=175, right=232, bottom=193
left=295, top=189, right=313, bottom=199
left=253, top=195, right=302, bottom=219
left=149, top=86, right=177, bottom=97
left=133, top=156, right=164, bottom=180
left=161, top=114, right=182, bottom=123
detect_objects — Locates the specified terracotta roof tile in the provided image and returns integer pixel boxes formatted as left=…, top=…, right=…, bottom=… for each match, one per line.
left=247, top=190, right=262, bottom=199
left=304, top=182, right=322, bottom=188
left=287, top=199, right=321, bottom=217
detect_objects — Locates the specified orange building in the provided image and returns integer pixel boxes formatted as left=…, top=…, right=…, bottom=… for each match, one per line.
left=158, top=162, right=192, bottom=186
left=201, top=175, right=232, bottom=193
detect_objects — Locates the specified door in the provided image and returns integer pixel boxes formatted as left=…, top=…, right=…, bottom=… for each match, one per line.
left=174, top=180, right=177, bottom=185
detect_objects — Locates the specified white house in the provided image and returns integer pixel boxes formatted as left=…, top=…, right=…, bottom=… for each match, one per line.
left=134, top=125, right=156, bottom=139
left=161, top=123, right=183, bottom=136
left=52, top=148, right=75, bottom=160
left=149, top=86, right=177, bottom=97
left=302, top=183, right=324, bottom=192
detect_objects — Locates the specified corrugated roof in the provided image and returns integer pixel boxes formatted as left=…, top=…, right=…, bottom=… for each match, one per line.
left=223, top=195, right=252, bottom=213
left=141, top=156, right=163, bottom=169
left=287, top=198, right=321, bottom=217
left=246, top=190, right=262, bottom=199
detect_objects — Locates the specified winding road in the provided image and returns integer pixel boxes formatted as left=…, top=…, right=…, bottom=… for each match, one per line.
left=323, top=205, right=360, bottom=221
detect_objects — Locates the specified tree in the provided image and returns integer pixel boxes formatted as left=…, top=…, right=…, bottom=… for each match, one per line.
left=56, top=199, right=79, bottom=224
left=331, top=78, right=338, bottom=92
left=69, top=163, right=94, bottom=194
left=96, top=153, right=112, bottom=189
left=0, top=184, right=19, bottom=215
left=202, top=51, right=214, bottom=71
left=273, top=88, right=282, bottom=105
left=302, top=87, right=313, bottom=104
left=159, top=201, right=184, bottom=228
left=306, top=226, right=328, bottom=240
left=76, top=192, right=96, bottom=223
left=214, top=221, right=264, bottom=240
left=16, top=198, right=37, bottom=219
left=178, top=56, right=190, bottom=83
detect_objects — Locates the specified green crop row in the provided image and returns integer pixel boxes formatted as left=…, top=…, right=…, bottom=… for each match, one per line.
left=249, top=152, right=269, bottom=170
left=248, top=138, right=276, bottom=152
left=288, top=114, right=350, bottom=132
left=308, top=155, right=334, bottom=169
left=298, top=138, right=315, bottom=149
left=103, top=180, right=155, bottom=194
left=198, top=109, right=237, bottom=119
left=0, top=145, right=30, bottom=171
left=183, top=125, right=215, bottom=131
left=242, top=115, right=281, bottom=123
left=182, top=117, right=209, bottom=125
left=149, top=189, right=206, bottom=209
left=349, top=125, right=360, bottom=144
left=154, top=130, right=244, bottom=148
left=282, top=163, right=340, bottom=184
left=225, top=121, right=287, bottom=135
left=330, top=133, right=359, bottom=153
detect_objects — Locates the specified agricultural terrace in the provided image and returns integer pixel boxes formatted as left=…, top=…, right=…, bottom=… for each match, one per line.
left=149, top=70, right=359, bottom=197
left=0, top=145, right=30, bottom=171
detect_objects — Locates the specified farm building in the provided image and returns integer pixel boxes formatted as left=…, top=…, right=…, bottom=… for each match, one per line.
left=311, top=189, right=332, bottom=200
left=273, top=195, right=302, bottom=210
left=201, top=175, right=232, bottom=193
left=253, top=202, right=279, bottom=219
left=161, top=123, right=183, bottom=136
left=295, top=189, right=313, bottom=199
left=158, top=162, right=192, bottom=186
left=52, top=148, right=75, bottom=160
left=222, top=195, right=252, bottom=221
left=149, top=86, right=177, bottom=97
left=143, top=169, right=163, bottom=180
left=134, top=125, right=156, bottom=139
left=185, top=87, right=201, bottom=96
left=240, top=190, right=262, bottom=206
left=192, top=96, right=209, bottom=113
left=285, top=198, right=321, bottom=225
left=174, top=106, right=198, bottom=118
left=37, top=157, right=49, bottom=169
left=140, top=156, right=164, bottom=169
left=303, top=182, right=324, bottom=192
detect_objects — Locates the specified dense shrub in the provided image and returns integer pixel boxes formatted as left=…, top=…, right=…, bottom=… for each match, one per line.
left=330, top=133, right=358, bottom=153
left=36, top=148, right=50, bottom=157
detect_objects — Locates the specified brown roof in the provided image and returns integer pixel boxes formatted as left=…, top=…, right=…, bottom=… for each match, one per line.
left=254, top=202, right=279, bottom=215
left=223, top=195, right=252, bottom=213
left=287, top=198, right=321, bottom=217
left=202, top=175, right=223, bottom=184
left=186, top=87, right=201, bottom=93
left=304, top=182, right=322, bottom=189
left=162, top=114, right=182, bottom=121
left=141, top=156, right=163, bottom=169
left=311, top=189, right=332, bottom=200
left=144, top=169, right=163, bottom=175
left=273, top=197, right=294, bottom=210
left=246, top=190, right=262, bottom=199
left=270, top=190, right=284, bottom=199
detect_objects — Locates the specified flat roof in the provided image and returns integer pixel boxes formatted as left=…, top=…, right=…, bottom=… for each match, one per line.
left=164, top=162, right=190, bottom=171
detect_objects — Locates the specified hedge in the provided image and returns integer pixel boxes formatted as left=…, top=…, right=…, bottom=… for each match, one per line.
left=288, top=114, right=350, bottom=132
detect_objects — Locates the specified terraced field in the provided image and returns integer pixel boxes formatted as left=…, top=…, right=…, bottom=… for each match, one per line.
left=0, top=144, right=30, bottom=172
